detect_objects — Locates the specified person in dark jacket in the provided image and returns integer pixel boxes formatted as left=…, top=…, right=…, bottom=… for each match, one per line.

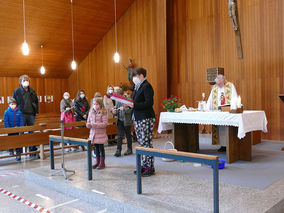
left=4, top=98, right=24, bottom=161
left=13, top=74, right=39, bottom=158
left=127, top=67, right=156, bottom=177
left=74, top=90, right=90, bottom=122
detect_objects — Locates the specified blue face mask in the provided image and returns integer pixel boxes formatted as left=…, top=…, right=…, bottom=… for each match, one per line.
left=80, top=94, right=85, bottom=99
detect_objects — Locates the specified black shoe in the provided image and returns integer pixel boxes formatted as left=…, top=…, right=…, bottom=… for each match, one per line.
left=218, top=146, right=226, bottom=152
left=16, top=156, right=21, bottom=162
left=114, top=150, right=121, bottom=157
left=124, top=149, right=133, bottom=156
left=142, top=168, right=155, bottom=177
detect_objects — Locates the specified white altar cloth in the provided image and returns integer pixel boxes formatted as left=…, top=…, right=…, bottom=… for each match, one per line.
left=158, top=110, right=268, bottom=139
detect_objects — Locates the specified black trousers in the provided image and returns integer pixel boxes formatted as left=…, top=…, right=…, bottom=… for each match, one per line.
left=116, top=120, right=132, bottom=151
left=94, top=144, right=105, bottom=157
left=8, top=133, right=22, bottom=155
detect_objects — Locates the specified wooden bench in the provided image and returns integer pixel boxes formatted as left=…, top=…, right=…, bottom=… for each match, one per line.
left=0, top=118, right=120, bottom=160
left=135, top=147, right=220, bottom=213
left=49, top=135, right=92, bottom=180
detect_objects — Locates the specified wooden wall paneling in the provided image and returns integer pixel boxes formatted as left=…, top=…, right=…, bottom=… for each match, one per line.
left=167, top=0, right=283, bottom=140
left=0, top=77, right=68, bottom=118
left=68, top=0, right=167, bottom=119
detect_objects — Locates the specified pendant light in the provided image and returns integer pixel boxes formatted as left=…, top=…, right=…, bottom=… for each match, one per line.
left=70, top=0, right=76, bottom=70
left=22, top=0, right=29, bottom=55
left=40, top=45, right=46, bottom=75
left=113, top=0, right=120, bottom=63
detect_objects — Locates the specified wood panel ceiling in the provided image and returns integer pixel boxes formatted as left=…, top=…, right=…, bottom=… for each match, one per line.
left=0, top=0, right=134, bottom=78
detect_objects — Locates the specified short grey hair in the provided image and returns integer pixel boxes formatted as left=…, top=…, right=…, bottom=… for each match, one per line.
left=215, top=74, right=226, bottom=83
left=8, top=97, right=16, bottom=104
left=19, top=74, right=30, bottom=84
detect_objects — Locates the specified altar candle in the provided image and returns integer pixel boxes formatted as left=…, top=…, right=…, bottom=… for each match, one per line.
left=231, top=98, right=237, bottom=110
left=237, top=96, right=242, bottom=108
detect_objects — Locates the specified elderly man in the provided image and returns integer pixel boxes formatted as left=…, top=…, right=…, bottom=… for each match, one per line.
left=207, top=74, right=238, bottom=152
left=13, top=75, right=39, bottom=158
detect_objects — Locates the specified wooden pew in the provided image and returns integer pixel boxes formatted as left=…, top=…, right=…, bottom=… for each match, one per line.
left=0, top=118, right=120, bottom=160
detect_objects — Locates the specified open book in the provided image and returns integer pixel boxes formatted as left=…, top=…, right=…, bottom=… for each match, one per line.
left=111, top=93, right=133, bottom=105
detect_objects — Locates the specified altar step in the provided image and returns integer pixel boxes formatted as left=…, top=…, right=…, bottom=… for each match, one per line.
left=24, top=170, right=192, bottom=213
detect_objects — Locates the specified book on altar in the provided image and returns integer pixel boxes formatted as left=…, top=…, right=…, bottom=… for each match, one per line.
left=111, top=93, right=133, bottom=105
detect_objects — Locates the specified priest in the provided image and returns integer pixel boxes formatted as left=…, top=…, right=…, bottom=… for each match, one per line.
left=206, top=74, right=238, bottom=152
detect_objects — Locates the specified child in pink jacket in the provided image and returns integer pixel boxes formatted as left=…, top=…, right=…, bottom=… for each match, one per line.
left=86, top=98, right=108, bottom=169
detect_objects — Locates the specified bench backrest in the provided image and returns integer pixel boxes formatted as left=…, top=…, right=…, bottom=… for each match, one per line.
left=0, top=119, right=119, bottom=150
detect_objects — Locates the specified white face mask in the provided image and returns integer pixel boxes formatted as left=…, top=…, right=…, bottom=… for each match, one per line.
left=94, top=104, right=100, bottom=111
left=80, top=94, right=85, bottom=99
left=64, top=96, right=69, bottom=100
left=132, top=76, right=141, bottom=85
left=22, top=81, right=29, bottom=87
left=108, top=89, right=114, bottom=94
left=10, top=104, right=16, bottom=110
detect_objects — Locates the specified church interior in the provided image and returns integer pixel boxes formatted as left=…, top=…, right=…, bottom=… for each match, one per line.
left=0, top=0, right=283, bottom=212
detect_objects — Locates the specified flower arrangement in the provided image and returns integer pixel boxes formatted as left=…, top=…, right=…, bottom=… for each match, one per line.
left=161, top=95, right=182, bottom=112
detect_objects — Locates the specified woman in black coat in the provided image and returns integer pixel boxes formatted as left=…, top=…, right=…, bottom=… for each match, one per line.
left=74, top=90, right=90, bottom=121
left=127, top=67, right=156, bottom=177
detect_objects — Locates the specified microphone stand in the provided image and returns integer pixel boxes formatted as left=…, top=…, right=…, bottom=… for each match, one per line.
left=51, top=108, right=75, bottom=179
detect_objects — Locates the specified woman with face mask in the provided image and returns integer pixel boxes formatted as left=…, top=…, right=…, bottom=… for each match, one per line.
left=103, top=85, right=116, bottom=145
left=60, top=92, right=76, bottom=152
left=103, top=85, right=115, bottom=120
left=74, top=90, right=90, bottom=122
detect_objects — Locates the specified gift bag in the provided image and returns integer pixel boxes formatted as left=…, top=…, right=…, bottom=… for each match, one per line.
left=162, top=141, right=177, bottom=162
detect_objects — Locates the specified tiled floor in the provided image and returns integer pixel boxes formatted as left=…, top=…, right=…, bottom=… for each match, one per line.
left=0, top=134, right=284, bottom=213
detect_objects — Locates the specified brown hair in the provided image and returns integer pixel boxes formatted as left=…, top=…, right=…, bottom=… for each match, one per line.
left=132, top=67, right=147, bottom=77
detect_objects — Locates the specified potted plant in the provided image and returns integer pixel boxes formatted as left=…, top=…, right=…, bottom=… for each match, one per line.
left=161, top=95, right=182, bottom=112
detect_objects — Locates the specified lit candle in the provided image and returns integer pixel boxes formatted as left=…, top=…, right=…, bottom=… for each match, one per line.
left=202, top=92, right=205, bottom=100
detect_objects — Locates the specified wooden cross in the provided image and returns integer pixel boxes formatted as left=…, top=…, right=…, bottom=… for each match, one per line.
left=228, top=0, right=243, bottom=59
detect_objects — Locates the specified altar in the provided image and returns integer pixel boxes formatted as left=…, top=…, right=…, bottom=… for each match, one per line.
left=158, top=110, right=268, bottom=163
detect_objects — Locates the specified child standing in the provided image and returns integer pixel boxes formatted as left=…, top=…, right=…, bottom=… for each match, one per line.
left=112, top=88, right=133, bottom=157
left=4, top=98, right=23, bottom=161
left=87, top=98, right=108, bottom=169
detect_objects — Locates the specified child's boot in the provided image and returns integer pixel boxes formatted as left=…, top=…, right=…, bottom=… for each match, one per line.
left=92, top=157, right=100, bottom=169
left=97, top=157, right=105, bottom=169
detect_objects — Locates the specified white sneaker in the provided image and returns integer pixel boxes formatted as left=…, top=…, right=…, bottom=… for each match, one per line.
left=71, top=147, right=77, bottom=152
left=65, top=148, right=71, bottom=152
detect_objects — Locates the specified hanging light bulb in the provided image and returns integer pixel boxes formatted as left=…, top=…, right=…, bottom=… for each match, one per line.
left=71, top=60, right=77, bottom=70
left=113, top=0, right=120, bottom=63
left=22, top=41, right=29, bottom=56
left=70, top=0, right=76, bottom=70
left=114, top=52, right=120, bottom=63
left=40, top=66, right=46, bottom=75
left=22, top=0, right=29, bottom=55
left=40, top=44, right=46, bottom=75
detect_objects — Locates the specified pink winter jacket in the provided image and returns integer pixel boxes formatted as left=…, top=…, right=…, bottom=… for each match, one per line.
left=86, top=109, right=108, bottom=144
